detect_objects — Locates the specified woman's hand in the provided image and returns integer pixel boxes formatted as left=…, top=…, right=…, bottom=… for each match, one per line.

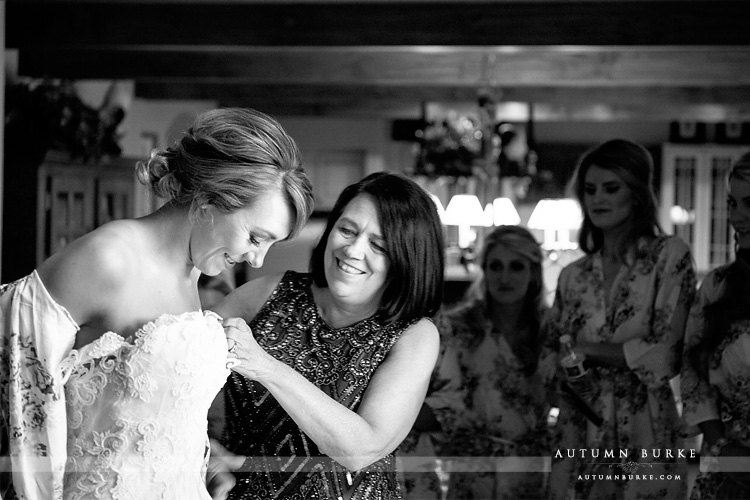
left=206, top=439, right=245, bottom=500
left=223, top=317, right=276, bottom=381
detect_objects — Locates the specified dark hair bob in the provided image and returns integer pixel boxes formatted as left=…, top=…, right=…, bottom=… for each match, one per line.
left=310, top=172, right=444, bottom=324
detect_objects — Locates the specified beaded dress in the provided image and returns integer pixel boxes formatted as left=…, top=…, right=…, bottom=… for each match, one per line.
left=221, top=271, right=416, bottom=500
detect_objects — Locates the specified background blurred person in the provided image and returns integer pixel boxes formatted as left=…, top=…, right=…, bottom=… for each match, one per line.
left=210, top=172, right=444, bottom=499
left=546, top=138, right=696, bottom=500
left=682, top=151, right=750, bottom=500
left=0, top=107, right=313, bottom=500
left=403, top=225, right=556, bottom=500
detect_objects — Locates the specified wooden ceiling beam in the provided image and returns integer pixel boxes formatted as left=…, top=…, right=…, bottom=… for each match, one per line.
left=17, top=47, right=750, bottom=87
left=135, top=82, right=750, bottom=120
left=7, top=1, right=750, bottom=47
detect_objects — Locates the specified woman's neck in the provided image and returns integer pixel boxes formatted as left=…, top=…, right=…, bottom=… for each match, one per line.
left=601, top=225, right=631, bottom=262
left=488, top=300, right=524, bottom=335
left=312, top=285, right=379, bottom=329
left=140, top=203, right=194, bottom=274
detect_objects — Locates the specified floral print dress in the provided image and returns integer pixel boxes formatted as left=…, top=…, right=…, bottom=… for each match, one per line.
left=546, top=235, right=696, bottom=500
left=428, top=301, right=558, bottom=500
left=681, top=257, right=750, bottom=500
left=0, top=271, right=79, bottom=500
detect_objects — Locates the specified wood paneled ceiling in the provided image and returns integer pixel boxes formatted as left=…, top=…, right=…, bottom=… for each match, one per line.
left=7, top=0, right=750, bottom=121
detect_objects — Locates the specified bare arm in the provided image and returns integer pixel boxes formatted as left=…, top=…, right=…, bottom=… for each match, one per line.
left=224, top=317, right=440, bottom=471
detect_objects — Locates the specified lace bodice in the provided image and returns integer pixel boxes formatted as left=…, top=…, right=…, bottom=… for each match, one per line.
left=63, top=311, right=230, bottom=500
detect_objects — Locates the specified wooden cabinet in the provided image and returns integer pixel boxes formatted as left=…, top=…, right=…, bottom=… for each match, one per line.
left=36, top=152, right=147, bottom=265
left=659, top=143, right=750, bottom=275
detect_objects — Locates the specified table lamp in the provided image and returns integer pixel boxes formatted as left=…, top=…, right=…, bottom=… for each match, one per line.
left=527, top=198, right=583, bottom=250
left=443, top=194, right=488, bottom=248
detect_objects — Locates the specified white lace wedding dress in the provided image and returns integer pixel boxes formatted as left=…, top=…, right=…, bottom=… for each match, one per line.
left=62, top=311, right=230, bottom=500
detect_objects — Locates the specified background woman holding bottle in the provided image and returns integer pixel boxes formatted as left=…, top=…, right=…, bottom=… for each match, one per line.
left=546, top=139, right=696, bottom=499
left=682, top=151, right=750, bottom=500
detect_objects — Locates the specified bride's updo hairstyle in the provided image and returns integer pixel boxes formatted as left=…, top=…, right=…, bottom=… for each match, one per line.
left=135, top=107, right=314, bottom=239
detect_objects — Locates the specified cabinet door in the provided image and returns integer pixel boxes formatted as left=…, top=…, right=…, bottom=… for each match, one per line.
left=36, top=158, right=138, bottom=265
left=47, top=170, right=96, bottom=258
left=98, top=173, right=135, bottom=225
left=660, top=144, right=750, bottom=275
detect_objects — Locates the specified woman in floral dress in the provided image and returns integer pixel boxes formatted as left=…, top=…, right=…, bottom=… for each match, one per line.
left=546, top=139, right=696, bottom=500
left=682, top=151, right=750, bottom=500
left=425, top=225, right=557, bottom=499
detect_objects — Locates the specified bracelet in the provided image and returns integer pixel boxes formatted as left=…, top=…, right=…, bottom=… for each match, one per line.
left=709, top=437, right=730, bottom=457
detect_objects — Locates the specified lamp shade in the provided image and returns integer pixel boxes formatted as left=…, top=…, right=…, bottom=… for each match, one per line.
left=443, top=194, right=487, bottom=227
left=527, top=198, right=583, bottom=231
left=492, top=197, right=521, bottom=226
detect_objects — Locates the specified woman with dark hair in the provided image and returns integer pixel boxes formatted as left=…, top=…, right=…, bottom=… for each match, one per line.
left=427, top=225, right=555, bottom=500
left=546, top=139, right=696, bottom=500
left=0, top=107, right=314, bottom=500
left=209, top=171, right=445, bottom=499
left=682, top=151, right=750, bottom=500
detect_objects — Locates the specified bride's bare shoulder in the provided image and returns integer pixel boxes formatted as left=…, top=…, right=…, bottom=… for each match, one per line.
left=37, top=220, right=146, bottom=322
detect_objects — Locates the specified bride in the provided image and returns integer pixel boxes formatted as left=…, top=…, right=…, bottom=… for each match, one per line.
left=0, top=108, right=313, bottom=500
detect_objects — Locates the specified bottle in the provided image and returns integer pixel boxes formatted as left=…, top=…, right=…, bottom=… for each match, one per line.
left=559, top=334, right=596, bottom=401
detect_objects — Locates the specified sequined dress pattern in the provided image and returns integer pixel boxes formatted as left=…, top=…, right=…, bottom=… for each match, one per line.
left=222, top=271, right=416, bottom=500
left=63, top=311, right=230, bottom=500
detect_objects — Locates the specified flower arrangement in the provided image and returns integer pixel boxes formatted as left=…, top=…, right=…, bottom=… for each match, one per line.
left=5, top=78, right=125, bottom=165
left=414, top=112, right=484, bottom=177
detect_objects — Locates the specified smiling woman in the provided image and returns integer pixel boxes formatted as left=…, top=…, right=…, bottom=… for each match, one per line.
left=209, top=172, right=445, bottom=500
left=189, top=191, right=294, bottom=276
left=0, top=107, right=314, bottom=500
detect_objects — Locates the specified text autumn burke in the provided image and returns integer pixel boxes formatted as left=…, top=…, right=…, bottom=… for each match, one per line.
left=555, top=449, right=697, bottom=459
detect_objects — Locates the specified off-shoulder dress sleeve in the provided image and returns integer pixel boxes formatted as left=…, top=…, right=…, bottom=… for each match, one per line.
left=0, top=271, right=78, bottom=500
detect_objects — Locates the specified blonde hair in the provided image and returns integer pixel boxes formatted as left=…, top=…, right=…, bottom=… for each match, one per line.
left=136, top=107, right=314, bottom=239
left=464, top=225, right=545, bottom=308
left=456, top=225, right=547, bottom=375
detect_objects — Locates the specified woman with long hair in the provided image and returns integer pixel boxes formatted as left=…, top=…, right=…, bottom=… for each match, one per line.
left=546, top=138, right=696, bottom=499
left=415, top=225, right=556, bottom=499
left=682, top=151, right=750, bottom=499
